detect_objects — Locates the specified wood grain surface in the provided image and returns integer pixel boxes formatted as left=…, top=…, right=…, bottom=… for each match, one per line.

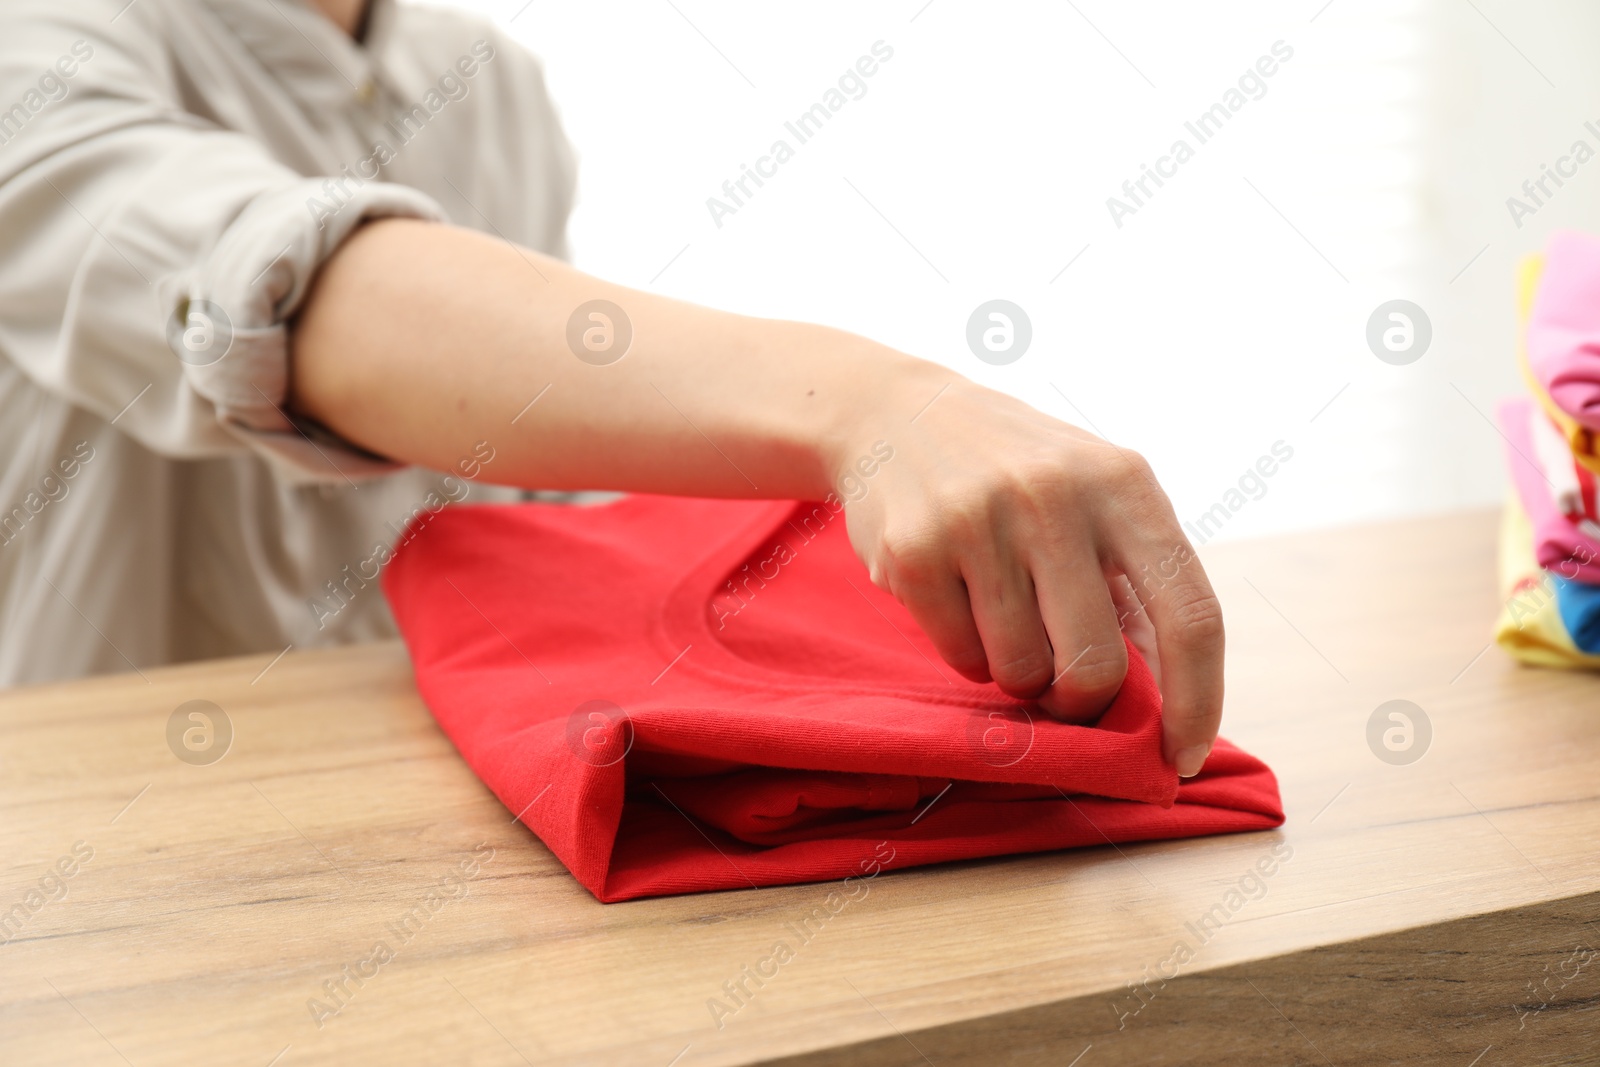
left=1, top=508, right=1597, bottom=1066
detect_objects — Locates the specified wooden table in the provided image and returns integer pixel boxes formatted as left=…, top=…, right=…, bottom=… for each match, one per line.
left=2, top=509, right=1597, bottom=1066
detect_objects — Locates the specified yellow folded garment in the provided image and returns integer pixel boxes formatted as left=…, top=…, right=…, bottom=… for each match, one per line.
left=1515, top=253, right=1600, bottom=476
left=1495, top=495, right=1600, bottom=669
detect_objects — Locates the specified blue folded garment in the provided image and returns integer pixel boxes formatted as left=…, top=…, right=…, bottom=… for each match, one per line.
left=1554, top=575, right=1600, bottom=652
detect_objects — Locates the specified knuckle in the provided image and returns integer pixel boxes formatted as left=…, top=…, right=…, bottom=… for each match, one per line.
left=1120, top=449, right=1156, bottom=483
left=944, top=645, right=992, bottom=682
left=1165, top=588, right=1226, bottom=651
left=978, top=456, right=1081, bottom=527
left=1054, top=640, right=1128, bottom=700
left=931, top=482, right=995, bottom=543
left=879, top=524, right=944, bottom=584
left=1117, top=468, right=1173, bottom=524
left=1088, top=445, right=1149, bottom=486
left=1055, top=447, right=1165, bottom=526
left=989, top=649, right=1054, bottom=696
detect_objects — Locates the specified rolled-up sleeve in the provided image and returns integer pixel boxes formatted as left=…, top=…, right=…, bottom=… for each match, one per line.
left=0, top=2, right=440, bottom=483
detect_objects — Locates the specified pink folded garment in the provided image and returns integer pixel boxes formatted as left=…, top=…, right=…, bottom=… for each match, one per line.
left=1528, top=230, right=1600, bottom=431
left=1499, top=396, right=1600, bottom=583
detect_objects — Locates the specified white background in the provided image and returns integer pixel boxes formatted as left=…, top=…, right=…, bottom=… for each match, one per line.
left=426, top=0, right=1600, bottom=542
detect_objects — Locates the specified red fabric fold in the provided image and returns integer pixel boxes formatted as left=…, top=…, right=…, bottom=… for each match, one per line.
left=382, top=495, right=1284, bottom=902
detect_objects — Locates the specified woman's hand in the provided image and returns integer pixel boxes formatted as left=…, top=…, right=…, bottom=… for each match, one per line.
left=835, top=376, right=1222, bottom=777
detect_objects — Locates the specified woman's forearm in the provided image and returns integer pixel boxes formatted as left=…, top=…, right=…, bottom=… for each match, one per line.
left=290, top=215, right=1228, bottom=777
left=289, top=216, right=943, bottom=498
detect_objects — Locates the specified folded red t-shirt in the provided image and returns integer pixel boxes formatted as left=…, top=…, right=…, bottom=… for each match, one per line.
left=382, top=495, right=1284, bottom=902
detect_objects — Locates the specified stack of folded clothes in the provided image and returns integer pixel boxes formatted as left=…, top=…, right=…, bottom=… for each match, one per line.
left=1495, top=232, right=1600, bottom=667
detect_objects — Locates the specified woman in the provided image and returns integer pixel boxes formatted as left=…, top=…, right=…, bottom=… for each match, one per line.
left=0, top=0, right=1223, bottom=777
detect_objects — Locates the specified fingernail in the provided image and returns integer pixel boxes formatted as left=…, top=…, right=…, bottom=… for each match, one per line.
left=1174, top=743, right=1211, bottom=778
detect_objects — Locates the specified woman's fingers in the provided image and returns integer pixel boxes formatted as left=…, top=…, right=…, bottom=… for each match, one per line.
left=1113, top=509, right=1225, bottom=777
left=888, top=562, right=991, bottom=684
left=1110, top=572, right=1160, bottom=690
left=961, top=554, right=1056, bottom=702
left=1029, top=548, right=1128, bottom=722
left=1147, top=558, right=1225, bottom=775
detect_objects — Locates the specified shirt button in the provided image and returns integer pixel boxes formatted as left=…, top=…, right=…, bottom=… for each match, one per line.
left=356, top=78, right=377, bottom=105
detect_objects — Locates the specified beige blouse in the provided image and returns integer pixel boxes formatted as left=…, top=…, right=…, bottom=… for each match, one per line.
left=0, top=0, right=577, bottom=685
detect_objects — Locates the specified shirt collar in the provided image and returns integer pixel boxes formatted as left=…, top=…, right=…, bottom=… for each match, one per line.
left=200, top=0, right=418, bottom=112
